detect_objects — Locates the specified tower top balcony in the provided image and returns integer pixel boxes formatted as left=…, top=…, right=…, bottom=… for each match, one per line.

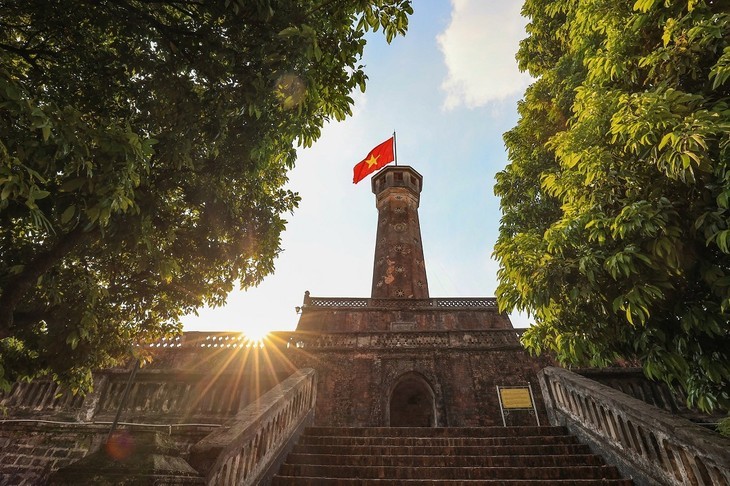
left=371, top=166, right=423, bottom=202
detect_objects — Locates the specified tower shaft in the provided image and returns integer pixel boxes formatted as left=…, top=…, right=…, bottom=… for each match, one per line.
left=371, top=166, right=429, bottom=299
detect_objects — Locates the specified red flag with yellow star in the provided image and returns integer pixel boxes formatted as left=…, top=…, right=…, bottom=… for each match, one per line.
left=353, top=137, right=395, bottom=184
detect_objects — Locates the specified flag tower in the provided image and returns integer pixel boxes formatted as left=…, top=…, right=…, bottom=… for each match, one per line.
left=370, top=166, right=429, bottom=299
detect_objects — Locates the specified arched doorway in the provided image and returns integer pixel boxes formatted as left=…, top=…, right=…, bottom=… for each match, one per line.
left=389, top=373, right=436, bottom=427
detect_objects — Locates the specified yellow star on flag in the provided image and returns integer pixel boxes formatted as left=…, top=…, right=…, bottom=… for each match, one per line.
left=365, top=154, right=380, bottom=168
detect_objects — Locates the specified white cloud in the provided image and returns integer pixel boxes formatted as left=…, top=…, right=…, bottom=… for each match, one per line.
left=437, top=0, right=532, bottom=110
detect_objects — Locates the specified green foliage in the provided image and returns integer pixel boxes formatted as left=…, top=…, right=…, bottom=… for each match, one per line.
left=496, top=0, right=729, bottom=412
left=0, top=0, right=412, bottom=392
left=718, top=416, right=730, bottom=437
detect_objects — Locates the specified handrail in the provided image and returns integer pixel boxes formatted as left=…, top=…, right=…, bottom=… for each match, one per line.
left=189, top=368, right=317, bottom=486
left=539, top=367, right=730, bottom=486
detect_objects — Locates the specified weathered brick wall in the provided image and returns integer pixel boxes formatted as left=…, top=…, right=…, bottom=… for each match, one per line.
left=283, top=298, right=555, bottom=428
left=0, top=423, right=213, bottom=485
left=281, top=332, right=553, bottom=427
left=0, top=423, right=101, bottom=486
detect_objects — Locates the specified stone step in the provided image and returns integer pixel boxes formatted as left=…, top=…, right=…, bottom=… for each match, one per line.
left=305, top=426, right=568, bottom=438
left=273, top=427, right=632, bottom=485
left=291, top=442, right=593, bottom=456
left=272, top=478, right=634, bottom=486
left=285, top=452, right=606, bottom=468
left=277, top=464, right=622, bottom=480
left=297, top=434, right=579, bottom=447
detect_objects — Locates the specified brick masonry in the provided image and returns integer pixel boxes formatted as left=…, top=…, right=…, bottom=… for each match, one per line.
left=281, top=327, right=553, bottom=427
left=370, top=166, right=429, bottom=299
left=0, top=424, right=100, bottom=486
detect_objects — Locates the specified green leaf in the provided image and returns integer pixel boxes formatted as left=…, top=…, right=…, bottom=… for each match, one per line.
left=278, top=26, right=299, bottom=37
left=716, top=230, right=730, bottom=253
left=32, top=189, right=50, bottom=200
left=61, top=205, right=76, bottom=224
left=658, top=132, right=673, bottom=150
left=66, top=332, right=79, bottom=350
left=9, top=265, right=24, bottom=275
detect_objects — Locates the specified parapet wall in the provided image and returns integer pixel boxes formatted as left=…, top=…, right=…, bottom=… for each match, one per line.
left=295, top=296, right=512, bottom=332
left=0, top=422, right=100, bottom=485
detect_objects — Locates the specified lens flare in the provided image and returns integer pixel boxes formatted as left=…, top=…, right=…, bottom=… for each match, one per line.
left=105, top=430, right=135, bottom=461
left=274, top=73, right=306, bottom=110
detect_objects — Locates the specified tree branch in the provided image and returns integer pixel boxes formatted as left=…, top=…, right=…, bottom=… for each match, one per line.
left=0, top=226, right=93, bottom=338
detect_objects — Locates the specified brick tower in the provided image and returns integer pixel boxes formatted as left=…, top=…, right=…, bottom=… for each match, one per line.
left=371, top=166, right=429, bottom=299
left=291, top=165, right=550, bottom=426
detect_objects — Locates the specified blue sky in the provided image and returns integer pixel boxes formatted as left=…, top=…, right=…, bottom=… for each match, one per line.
left=182, top=1, right=533, bottom=336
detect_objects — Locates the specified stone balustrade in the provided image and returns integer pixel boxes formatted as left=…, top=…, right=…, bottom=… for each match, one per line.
left=93, top=371, right=245, bottom=422
left=294, top=295, right=510, bottom=332
left=577, top=368, right=725, bottom=426
left=15, top=329, right=524, bottom=353
left=0, top=367, right=313, bottom=485
left=126, top=330, right=526, bottom=352
left=539, top=366, right=730, bottom=486
left=144, top=332, right=263, bottom=348
left=577, top=368, right=683, bottom=413
left=303, top=296, right=498, bottom=309
left=0, top=367, right=287, bottom=424
left=0, top=380, right=85, bottom=417
left=189, top=368, right=317, bottom=486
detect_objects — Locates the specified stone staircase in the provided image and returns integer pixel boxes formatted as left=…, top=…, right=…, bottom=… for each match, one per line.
left=271, top=426, right=632, bottom=485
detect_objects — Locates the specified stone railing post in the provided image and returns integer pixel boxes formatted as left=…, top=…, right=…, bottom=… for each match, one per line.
left=189, top=368, right=316, bottom=486
left=538, top=367, right=730, bottom=486
left=75, top=372, right=108, bottom=422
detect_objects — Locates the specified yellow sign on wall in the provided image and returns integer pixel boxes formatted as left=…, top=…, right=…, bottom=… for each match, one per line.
left=499, top=387, right=532, bottom=409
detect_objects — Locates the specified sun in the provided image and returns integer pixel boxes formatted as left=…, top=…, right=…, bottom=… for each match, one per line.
left=180, top=284, right=301, bottom=337
left=242, top=326, right=270, bottom=344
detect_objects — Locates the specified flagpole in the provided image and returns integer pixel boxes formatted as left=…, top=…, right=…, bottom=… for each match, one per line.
left=393, top=131, right=398, bottom=166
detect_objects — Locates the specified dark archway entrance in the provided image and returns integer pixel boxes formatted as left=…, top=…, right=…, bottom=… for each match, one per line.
left=389, top=373, right=436, bottom=427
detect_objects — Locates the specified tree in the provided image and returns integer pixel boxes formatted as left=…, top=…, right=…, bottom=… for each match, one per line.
left=495, top=0, right=729, bottom=412
left=0, top=0, right=413, bottom=392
